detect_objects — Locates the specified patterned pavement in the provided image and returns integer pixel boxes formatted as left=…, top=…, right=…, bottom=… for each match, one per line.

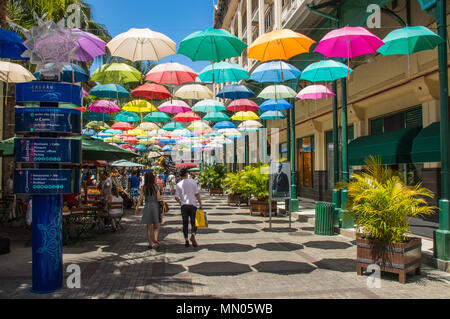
left=0, top=190, right=449, bottom=299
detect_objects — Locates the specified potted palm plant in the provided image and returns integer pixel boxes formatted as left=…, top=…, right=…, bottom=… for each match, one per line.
left=201, top=164, right=226, bottom=195
left=223, top=170, right=249, bottom=206
left=242, top=164, right=277, bottom=216
left=337, top=156, right=435, bottom=283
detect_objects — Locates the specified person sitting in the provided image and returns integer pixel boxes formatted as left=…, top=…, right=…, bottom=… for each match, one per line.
left=63, top=193, right=79, bottom=210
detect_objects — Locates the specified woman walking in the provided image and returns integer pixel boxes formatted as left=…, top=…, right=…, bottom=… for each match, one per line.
left=135, top=172, right=162, bottom=249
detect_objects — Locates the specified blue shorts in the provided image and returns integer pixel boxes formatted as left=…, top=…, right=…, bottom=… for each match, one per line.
left=130, top=188, right=139, bottom=200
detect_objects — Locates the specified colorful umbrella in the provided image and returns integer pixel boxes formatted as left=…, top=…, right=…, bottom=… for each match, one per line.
left=193, top=99, right=226, bottom=113
left=226, top=99, right=259, bottom=112
left=131, top=83, right=171, bottom=99
left=238, top=120, right=263, bottom=130
left=249, top=60, right=301, bottom=83
left=0, top=28, right=27, bottom=59
left=258, top=85, right=297, bottom=99
left=203, top=112, right=231, bottom=122
left=145, top=62, right=198, bottom=85
left=147, top=129, right=169, bottom=137
left=111, top=121, right=135, bottom=131
left=248, top=29, right=315, bottom=62
left=106, top=27, right=176, bottom=61
left=123, top=137, right=139, bottom=144
left=158, top=100, right=191, bottom=114
left=297, top=85, right=336, bottom=100
left=85, top=121, right=110, bottom=130
left=89, top=84, right=130, bottom=99
left=231, top=111, right=260, bottom=121
left=198, top=61, right=249, bottom=83
left=187, top=120, right=211, bottom=131
left=35, top=63, right=89, bottom=82
left=218, top=128, right=242, bottom=137
left=127, top=129, right=147, bottom=136
left=162, top=122, right=185, bottom=131
left=143, top=111, right=172, bottom=122
left=260, top=111, right=286, bottom=120
left=176, top=162, right=198, bottom=169
left=0, top=61, right=35, bottom=82
left=137, top=122, right=160, bottom=131
left=216, top=84, right=255, bottom=100
left=213, top=121, right=236, bottom=129
left=114, top=111, right=141, bottom=122
left=259, top=99, right=293, bottom=111
left=71, top=28, right=106, bottom=62
left=90, top=63, right=142, bottom=84
left=104, top=129, right=123, bottom=135
left=300, top=60, right=353, bottom=82
left=174, top=112, right=202, bottom=123
left=104, top=137, right=122, bottom=143
left=122, top=100, right=157, bottom=113
left=84, top=112, right=113, bottom=121
left=178, top=28, right=247, bottom=62
left=87, top=100, right=120, bottom=113
left=174, top=84, right=213, bottom=99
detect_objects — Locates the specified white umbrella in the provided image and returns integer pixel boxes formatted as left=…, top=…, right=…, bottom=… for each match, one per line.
left=106, top=28, right=176, bottom=61
left=174, top=84, right=213, bottom=100
left=148, top=151, right=162, bottom=158
left=0, top=61, right=36, bottom=106
left=238, top=120, right=263, bottom=129
left=137, top=122, right=160, bottom=131
left=218, top=128, right=242, bottom=137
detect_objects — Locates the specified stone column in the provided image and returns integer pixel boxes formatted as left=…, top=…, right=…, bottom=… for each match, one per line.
left=237, top=5, right=243, bottom=66
left=274, top=0, right=282, bottom=29
left=258, top=0, right=264, bottom=36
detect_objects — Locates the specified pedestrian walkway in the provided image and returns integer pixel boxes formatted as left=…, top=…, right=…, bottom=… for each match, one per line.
left=0, top=191, right=449, bottom=299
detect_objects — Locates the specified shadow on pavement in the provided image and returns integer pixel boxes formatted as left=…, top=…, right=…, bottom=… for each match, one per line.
left=256, top=242, right=304, bottom=251
left=313, top=258, right=356, bottom=272
left=232, top=220, right=261, bottom=225
left=200, top=243, right=254, bottom=253
left=188, top=261, right=252, bottom=276
left=222, top=228, right=259, bottom=234
left=252, top=261, right=316, bottom=275
left=303, top=240, right=353, bottom=250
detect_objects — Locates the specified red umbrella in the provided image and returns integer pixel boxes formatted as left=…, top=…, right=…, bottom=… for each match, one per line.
left=123, top=137, right=139, bottom=144
left=176, top=162, right=198, bottom=168
left=111, top=122, right=134, bottom=130
left=145, top=62, right=198, bottom=85
left=120, top=144, right=134, bottom=149
left=173, top=112, right=201, bottom=123
left=226, top=99, right=259, bottom=112
left=75, top=107, right=86, bottom=112
left=131, top=83, right=172, bottom=100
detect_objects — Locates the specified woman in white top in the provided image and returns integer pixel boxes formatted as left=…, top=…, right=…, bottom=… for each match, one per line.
left=105, top=185, right=123, bottom=231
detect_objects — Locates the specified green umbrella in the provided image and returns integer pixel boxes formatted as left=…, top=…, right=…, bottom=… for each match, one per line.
left=143, top=111, right=172, bottom=122
left=198, top=61, right=249, bottom=83
left=90, top=63, right=142, bottom=84
left=257, top=85, right=297, bottom=100
left=178, top=28, right=247, bottom=62
left=110, top=159, right=144, bottom=167
left=203, top=111, right=231, bottom=122
left=85, top=121, right=110, bottom=130
left=114, top=111, right=141, bottom=122
left=377, top=26, right=445, bottom=56
left=84, top=112, right=114, bottom=122
left=192, top=99, right=225, bottom=113
left=260, top=111, right=286, bottom=120
left=162, top=122, right=185, bottom=131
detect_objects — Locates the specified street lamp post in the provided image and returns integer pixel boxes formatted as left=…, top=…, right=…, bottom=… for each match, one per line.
left=332, top=80, right=341, bottom=226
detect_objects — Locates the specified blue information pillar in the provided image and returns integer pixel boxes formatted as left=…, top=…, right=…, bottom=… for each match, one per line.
left=15, top=81, right=82, bottom=294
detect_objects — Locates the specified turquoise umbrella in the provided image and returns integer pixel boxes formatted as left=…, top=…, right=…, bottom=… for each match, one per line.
left=143, top=111, right=172, bottom=122
left=198, top=61, right=249, bottom=83
left=89, top=84, right=130, bottom=99
left=377, top=26, right=445, bottom=56
left=203, top=111, right=231, bottom=122
left=193, top=99, right=226, bottom=113
left=114, top=111, right=141, bottom=122
left=162, top=122, right=185, bottom=131
left=260, top=111, right=286, bottom=120
left=300, top=60, right=352, bottom=82
left=84, top=112, right=113, bottom=121
left=103, top=128, right=123, bottom=135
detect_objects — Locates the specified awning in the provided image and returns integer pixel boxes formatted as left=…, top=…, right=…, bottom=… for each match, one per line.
left=411, top=122, right=440, bottom=163
left=348, top=127, right=421, bottom=166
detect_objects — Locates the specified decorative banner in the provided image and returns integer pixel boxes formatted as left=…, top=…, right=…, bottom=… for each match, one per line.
left=15, top=81, right=82, bottom=105
left=14, top=169, right=81, bottom=194
left=15, top=107, right=81, bottom=134
left=15, top=138, right=81, bottom=164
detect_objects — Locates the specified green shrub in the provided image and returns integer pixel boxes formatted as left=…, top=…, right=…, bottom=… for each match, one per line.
left=241, top=163, right=269, bottom=202
left=223, top=170, right=250, bottom=198
left=198, top=164, right=227, bottom=189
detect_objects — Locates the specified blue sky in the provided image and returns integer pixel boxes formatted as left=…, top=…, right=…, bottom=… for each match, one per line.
left=87, top=0, right=215, bottom=73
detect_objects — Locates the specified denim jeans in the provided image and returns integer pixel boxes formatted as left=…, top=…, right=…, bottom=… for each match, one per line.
left=181, top=205, right=197, bottom=239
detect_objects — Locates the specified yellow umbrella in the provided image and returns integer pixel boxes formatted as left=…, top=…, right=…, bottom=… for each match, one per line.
left=127, top=129, right=147, bottom=136
left=231, top=111, right=260, bottom=121
left=122, top=99, right=157, bottom=113
left=247, top=29, right=315, bottom=62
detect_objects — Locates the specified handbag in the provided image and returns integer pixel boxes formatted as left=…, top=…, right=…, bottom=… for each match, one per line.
left=195, top=209, right=208, bottom=228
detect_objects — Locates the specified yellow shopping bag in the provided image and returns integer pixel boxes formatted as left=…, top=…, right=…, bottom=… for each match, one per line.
left=195, top=209, right=208, bottom=228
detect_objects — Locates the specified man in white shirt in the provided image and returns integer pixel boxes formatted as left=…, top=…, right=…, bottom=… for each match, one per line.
left=174, top=168, right=203, bottom=248
left=168, top=173, right=176, bottom=195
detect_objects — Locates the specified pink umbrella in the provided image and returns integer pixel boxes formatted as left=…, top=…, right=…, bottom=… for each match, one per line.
left=82, top=87, right=89, bottom=98
left=173, top=112, right=201, bottom=123
left=226, top=99, right=259, bottom=112
left=158, top=100, right=192, bottom=114
left=87, top=100, right=120, bottom=113
left=193, top=129, right=213, bottom=136
left=314, top=26, right=384, bottom=59
left=111, top=122, right=134, bottom=131
left=145, top=62, right=198, bottom=85
left=296, top=85, right=336, bottom=100
left=123, top=137, right=139, bottom=144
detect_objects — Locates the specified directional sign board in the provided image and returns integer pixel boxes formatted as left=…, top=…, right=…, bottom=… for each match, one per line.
left=15, top=107, right=81, bottom=134
left=14, top=169, right=81, bottom=194
left=15, top=81, right=82, bottom=105
left=14, top=138, right=81, bottom=164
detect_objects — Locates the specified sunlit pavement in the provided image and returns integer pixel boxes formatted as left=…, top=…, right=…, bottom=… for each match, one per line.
left=0, top=190, right=449, bottom=299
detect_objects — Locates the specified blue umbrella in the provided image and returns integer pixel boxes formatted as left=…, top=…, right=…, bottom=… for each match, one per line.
left=300, top=60, right=352, bottom=82
left=260, top=111, right=286, bottom=120
left=259, top=99, right=293, bottom=111
left=114, top=111, right=141, bottom=122
left=82, top=128, right=96, bottom=136
left=135, top=144, right=147, bottom=150
left=0, top=28, right=27, bottom=59
left=90, top=84, right=130, bottom=99
left=216, top=84, right=255, bottom=100
left=213, top=121, right=236, bottom=129
left=250, top=61, right=301, bottom=83
left=84, top=112, right=113, bottom=121
left=159, top=138, right=176, bottom=144
left=103, top=128, right=123, bottom=134
left=162, top=145, right=174, bottom=151
left=35, top=63, right=89, bottom=82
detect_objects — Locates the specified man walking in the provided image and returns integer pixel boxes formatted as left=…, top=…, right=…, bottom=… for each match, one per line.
left=174, top=168, right=203, bottom=248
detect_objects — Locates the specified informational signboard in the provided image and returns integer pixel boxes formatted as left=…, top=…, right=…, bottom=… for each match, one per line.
left=14, top=138, right=81, bottom=164
left=269, top=161, right=291, bottom=200
left=14, top=169, right=81, bottom=194
left=15, top=81, right=82, bottom=105
left=15, top=107, right=81, bottom=134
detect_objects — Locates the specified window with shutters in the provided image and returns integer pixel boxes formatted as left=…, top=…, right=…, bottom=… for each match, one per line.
left=370, top=106, right=422, bottom=135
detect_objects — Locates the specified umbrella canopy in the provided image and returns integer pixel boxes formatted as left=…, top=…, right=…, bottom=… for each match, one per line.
left=145, top=62, right=197, bottom=84
left=123, top=137, right=140, bottom=144
left=85, top=121, right=110, bottom=130
left=0, top=28, right=27, bottom=59
left=82, top=128, right=96, bottom=136
left=258, top=85, right=297, bottom=99
left=87, top=100, right=120, bottom=113
left=71, top=28, right=106, bottom=62
left=122, top=100, right=157, bottom=113
left=127, top=129, right=147, bottom=136
left=193, top=99, right=225, bottom=113
left=148, top=151, right=162, bottom=158
left=213, top=121, right=236, bottom=129
left=218, top=128, right=242, bottom=137
left=104, top=137, right=122, bottom=143
left=172, top=128, right=192, bottom=137
left=174, top=84, right=213, bottom=99
left=84, top=112, right=113, bottom=121
left=111, top=159, right=144, bottom=167
left=300, top=60, right=352, bottom=82
left=203, top=111, right=231, bottom=122
left=90, top=63, right=142, bottom=84
left=106, top=27, right=176, bottom=61
left=82, top=88, right=89, bottom=98
left=104, top=129, right=123, bottom=135
left=187, top=120, right=211, bottom=131
left=89, top=84, right=130, bottom=98
left=250, top=60, right=301, bottom=83
left=226, top=99, right=259, bottom=112
left=111, top=121, right=135, bottom=130
left=0, top=61, right=35, bottom=82
left=260, top=110, right=286, bottom=120
left=248, top=29, right=315, bottom=62
left=259, top=99, right=293, bottom=111
left=143, top=111, right=172, bottom=122
left=198, top=61, right=249, bottom=83
left=231, top=111, right=260, bottom=121
left=216, top=84, right=255, bottom=99
left=173, top=112, right=201, bottom=123
left=377, top=26, right=445, bottom=56
left=314, top=26, right=384, bottom=59
left=137, top=122, right=160, bottom=131
left=158, top=100, right=191, bottom=113
left=162, top=122, right=185, bottom=131
left=35, top=63, right=89, bottom=82
left=114, top=111, right=141, bottom=122
left=238, top=120, right=263, bottom=130
left=178, top=28, right=247, bottom=62
left=131, top=83, right=171, bottom=100
left=297, top=85, right=336, bottom=100
left=176, top=162, right=198, bottom=169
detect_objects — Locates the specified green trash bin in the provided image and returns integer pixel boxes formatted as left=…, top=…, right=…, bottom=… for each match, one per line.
left=314, top=202, right=336, bottom=236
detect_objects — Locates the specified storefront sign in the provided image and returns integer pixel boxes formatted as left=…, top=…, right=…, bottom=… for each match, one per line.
left=14, top=169, right=81, bottom=194
left=15, top=81, right=82, bottom=105
left=15, top=107, right=81, bottom=134
left=15, top=138, right=81, bottom=164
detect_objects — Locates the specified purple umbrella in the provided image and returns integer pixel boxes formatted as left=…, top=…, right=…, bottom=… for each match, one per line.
left=82, top=87, right=89, bottom=98
left=87, top=100, right=120, bottom=113
left=158, top=100, right=192, bottom=114
left=71, top=29, right=106, bottom=62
